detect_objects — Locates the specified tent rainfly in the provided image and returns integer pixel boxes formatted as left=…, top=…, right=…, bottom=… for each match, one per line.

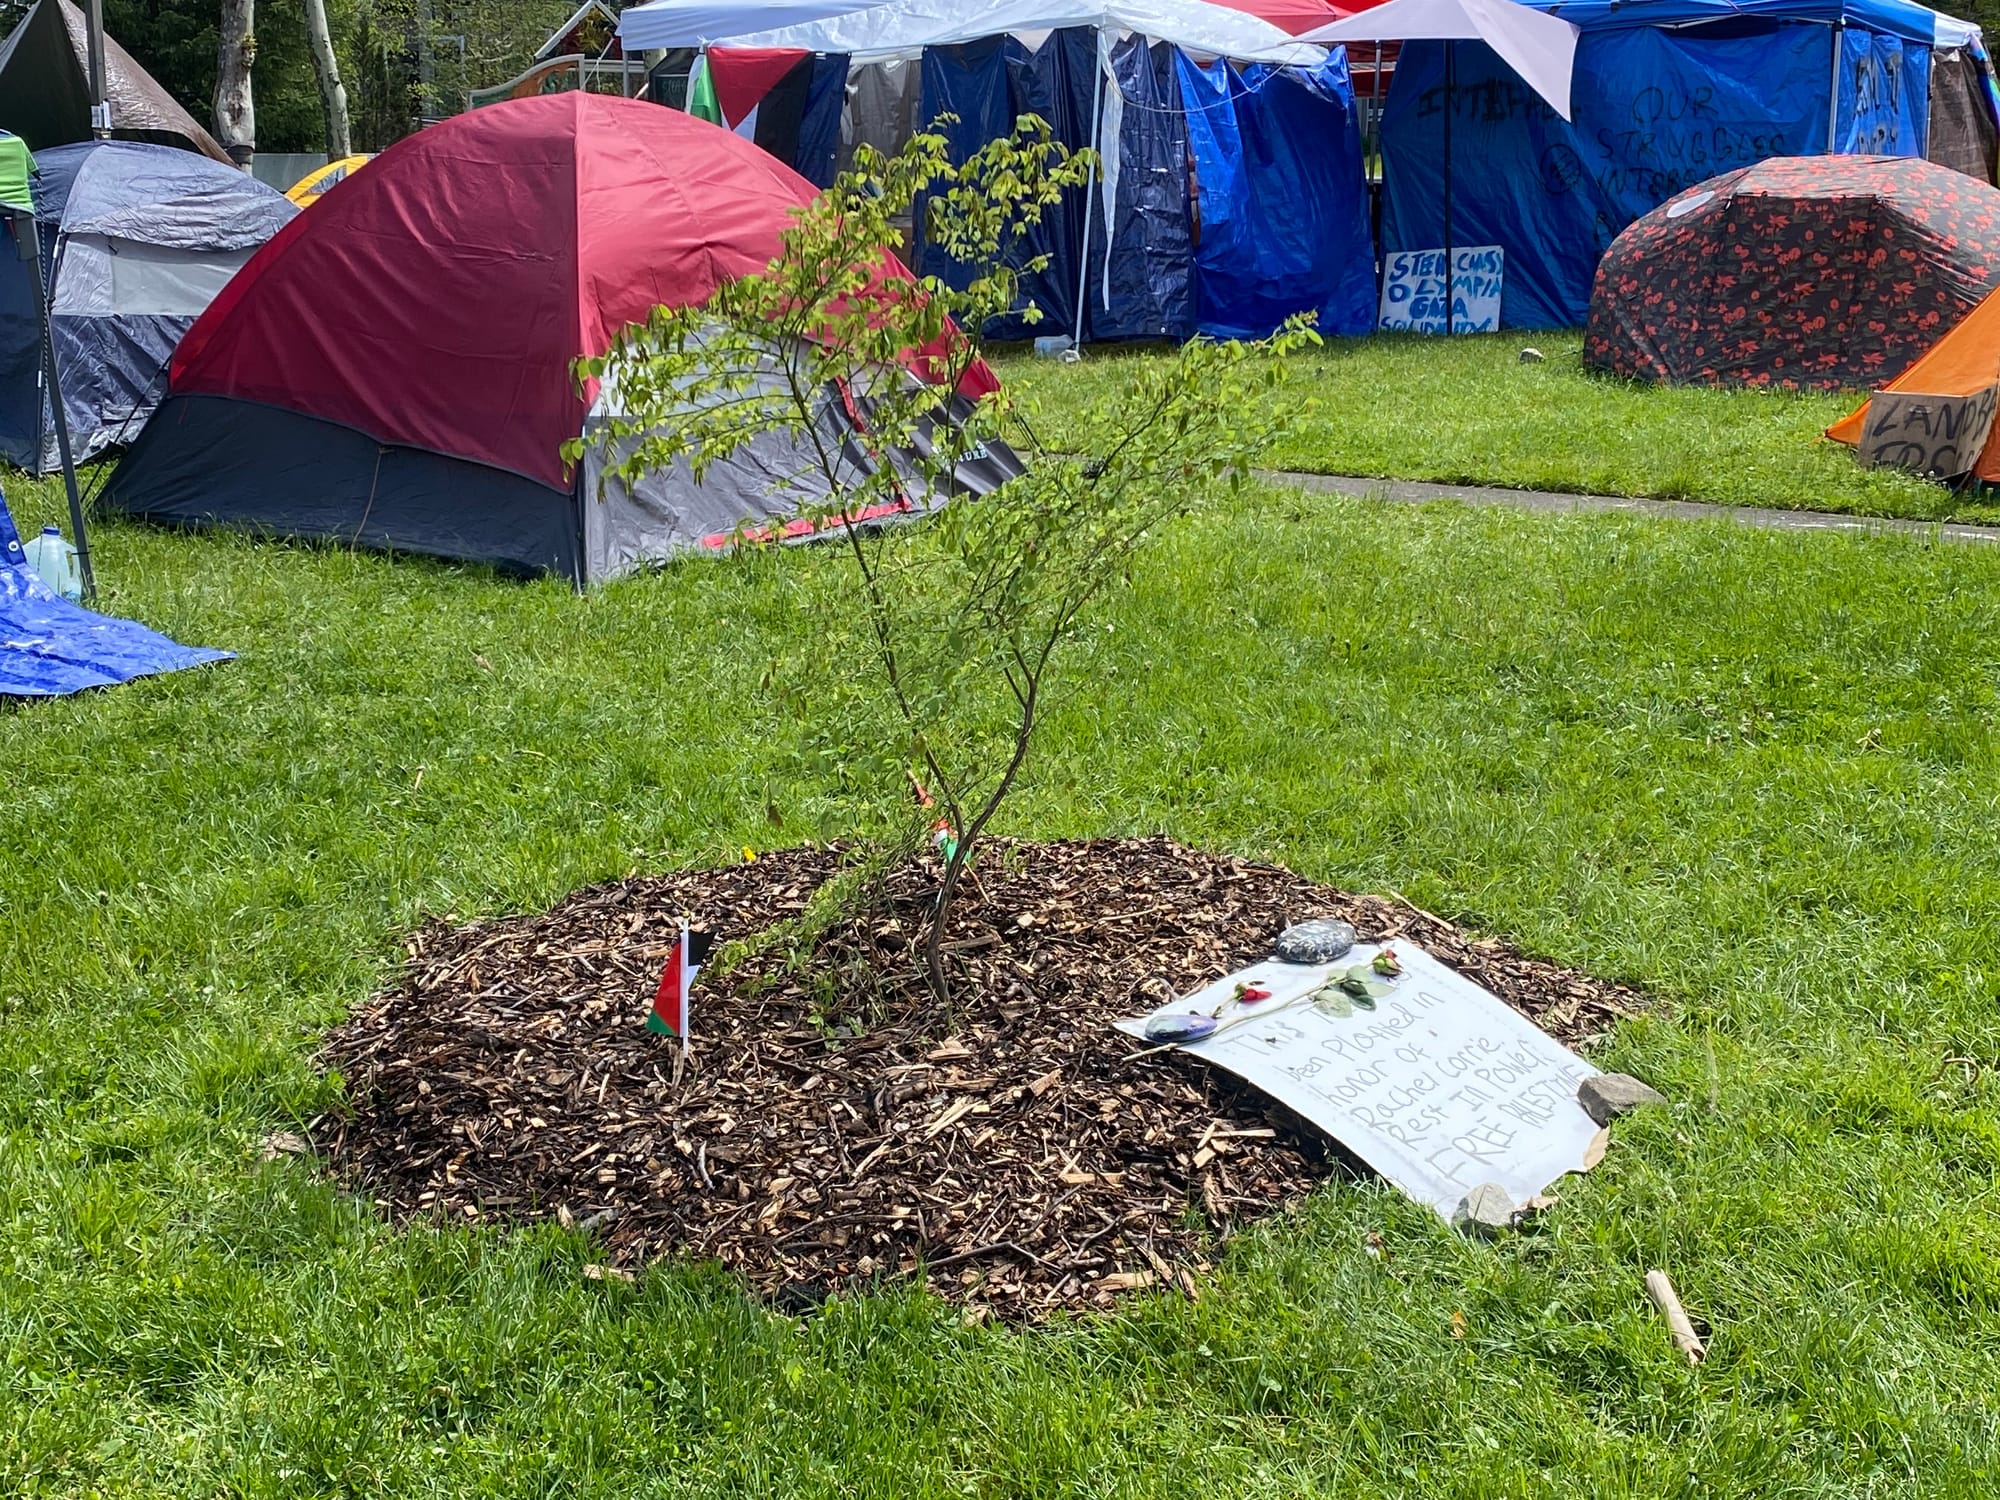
left=1587, top=155, right=2000, bottom=388
left=0, top=141, right=298, bottom=474
left=102, top=94, right=1015, bottom=586
left=0, top=0, right=231, bottom=162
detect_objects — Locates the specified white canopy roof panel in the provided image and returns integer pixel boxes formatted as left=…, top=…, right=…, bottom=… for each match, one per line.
left=618, top=0, right=881, bottom=51
left=1933, top=12, right=1980, bottom=47
left=1302, top=0, right=1577, bottom=118
left=711, top=0, right=1327, bottom=65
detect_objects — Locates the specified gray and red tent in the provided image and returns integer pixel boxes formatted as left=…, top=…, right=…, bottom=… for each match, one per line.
left=104, top=93, right=1013, bottom=584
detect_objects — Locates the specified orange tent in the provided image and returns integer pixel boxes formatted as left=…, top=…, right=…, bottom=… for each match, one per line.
left=1829, top=286, right=2000, bottom=481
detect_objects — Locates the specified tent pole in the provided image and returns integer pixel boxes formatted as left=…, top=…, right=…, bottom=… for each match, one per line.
left=1372, top=40, right=1384, bottom=281
left=1443, top=39, right=1454, bottom=336
left=1826, top=21, right=1844, bottom=152
left=1370, top=41, right=1382, bottom=164
left=84, top=0, right=109, bottom=137
left=21, top=214, right=93, bottom=600
left=1072, top=31, right=1106, bottom=350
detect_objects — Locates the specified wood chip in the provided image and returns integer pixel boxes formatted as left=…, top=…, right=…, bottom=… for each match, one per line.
left=316, top=837, right=1643, bottom=1322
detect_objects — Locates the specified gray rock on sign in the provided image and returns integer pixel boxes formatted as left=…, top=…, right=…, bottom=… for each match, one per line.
left=1275, top=918, right=1357, bottom=965
left=1577, top=1073, right=1666, bottom=1125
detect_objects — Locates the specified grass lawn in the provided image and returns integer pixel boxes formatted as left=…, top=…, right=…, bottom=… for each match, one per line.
left=5, top=469, right=2000, bottom=1496
left=994, top=331, right=2000, bottom=526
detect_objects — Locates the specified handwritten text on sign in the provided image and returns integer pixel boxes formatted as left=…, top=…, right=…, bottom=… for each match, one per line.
left=1379, top=246, right=1504, bottom=334
left=1119, top=943, right=1601, bottom=1218
left=1858, top=385, right=1999, bottom=480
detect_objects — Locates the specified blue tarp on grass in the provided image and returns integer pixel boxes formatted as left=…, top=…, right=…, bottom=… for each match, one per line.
left=0, top=488, right=230, bottom=697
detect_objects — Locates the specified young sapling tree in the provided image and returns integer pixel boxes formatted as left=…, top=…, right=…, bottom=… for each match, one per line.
left=573, top=119, right=1313, bottom=1006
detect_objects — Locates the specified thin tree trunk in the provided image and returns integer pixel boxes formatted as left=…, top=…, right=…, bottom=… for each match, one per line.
left=302, top=0, right=351, bottom=158
left=213, top=0, right=256, bottom=168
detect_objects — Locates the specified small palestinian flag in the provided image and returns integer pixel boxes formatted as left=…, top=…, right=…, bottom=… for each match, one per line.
left=691, top=47, right=848, bottom=183
left=647, top=923, right=715, bottom=1046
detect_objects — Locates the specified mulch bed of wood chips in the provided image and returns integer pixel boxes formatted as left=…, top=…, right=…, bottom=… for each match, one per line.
left=318, top=837, right=1642, bottom=1319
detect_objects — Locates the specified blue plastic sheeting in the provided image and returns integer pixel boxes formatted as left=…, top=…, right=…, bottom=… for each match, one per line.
left=1838, top=28, right=1929, bottom=154
left=1581, top=26, right=1836, bottom=222
left=1381, top=39, right=1612, bottom=330
left=0, top=492, right=230, bottom=698
left=1382, top=25, right=1841, bottom=328
left=919, top=29, right=1097, bottom=339
left=1091, top=37, right=1195, bottom=340
left=919, top=30, right=1365, bottom=342
left=1532, top=0, right=1946, bottom=45
left=1177, top=50, right=1375, bottom=339
left=794, top=54, right=851, bottom=187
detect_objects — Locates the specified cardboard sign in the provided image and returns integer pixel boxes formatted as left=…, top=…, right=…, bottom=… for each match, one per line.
left=1378, top=247, right=1504, bottom=334
left=1119, top=942, right=1602, bottom=1219
left=1858, top=386, right=1999, bottom=479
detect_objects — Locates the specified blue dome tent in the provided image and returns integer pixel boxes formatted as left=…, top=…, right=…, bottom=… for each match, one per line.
left=0, top=139, right=295, bottom=473
left=1357, top=0, right=1999, bottom=328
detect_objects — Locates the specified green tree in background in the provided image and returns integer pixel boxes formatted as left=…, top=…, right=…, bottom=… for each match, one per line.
left=95, top=0, right=351, bottom=151
left=363, top=0, right=582, bottom=125
left=0, top=0, right=588, bottom=152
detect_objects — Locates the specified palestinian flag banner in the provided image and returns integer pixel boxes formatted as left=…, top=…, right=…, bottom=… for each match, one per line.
left=691, top=48, right=849, bottom=187
left=647, top=923, right=715, bottom=1045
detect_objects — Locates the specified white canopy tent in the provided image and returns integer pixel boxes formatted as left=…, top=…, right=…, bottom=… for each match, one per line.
left=1301, top=0, right=1578, bottom=331
left=617, top=0, right=883, bottom=51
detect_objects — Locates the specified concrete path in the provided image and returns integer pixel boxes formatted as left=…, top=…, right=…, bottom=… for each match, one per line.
left=1263, top=470, right=2000, bottom=547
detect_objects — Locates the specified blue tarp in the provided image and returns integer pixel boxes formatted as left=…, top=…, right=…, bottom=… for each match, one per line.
left=794, top=53, right=851, bottom=187
left=1839, top=27, right=1930, bottom=154
left=1177, top=50, right=1376, bottom=338
left=1533, top=0, right=1949, bottom=45
left=0, top=489, right=229, bottom=697
left=918, top=30, right=1369, bottom=341
left=1092, top=36, right=1194, bottom=339
left=1382, top=16, right=1935, bottom=328
left=919, top=28, right=1097, bottom=339
left=0, top=140, right=295, bottom=473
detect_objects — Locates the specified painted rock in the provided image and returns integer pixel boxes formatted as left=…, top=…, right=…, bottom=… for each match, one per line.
left=1275, top=918, right=1357, bottom=965
left=1144, top=1011, right=1219, bottom=1044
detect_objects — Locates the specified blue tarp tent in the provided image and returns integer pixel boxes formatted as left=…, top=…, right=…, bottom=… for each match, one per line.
left=0, top=486, right=228, bottom=696
left=0, top=140, right=295, bottom=473
left=1379, top=0, right=1996, bottom=328
left=706, top=0, right=1378, bottom=340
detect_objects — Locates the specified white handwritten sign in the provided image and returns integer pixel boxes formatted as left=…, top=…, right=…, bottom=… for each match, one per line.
left=1118, top=942, right=1602, bottom=1219
left=1378, top=246, right=1504, bottom=334
left=1858, top=385, right=1999, bottom=479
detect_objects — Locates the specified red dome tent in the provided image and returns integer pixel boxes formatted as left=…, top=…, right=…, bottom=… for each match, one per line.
left=104, top=93, right=1010, bottom=583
